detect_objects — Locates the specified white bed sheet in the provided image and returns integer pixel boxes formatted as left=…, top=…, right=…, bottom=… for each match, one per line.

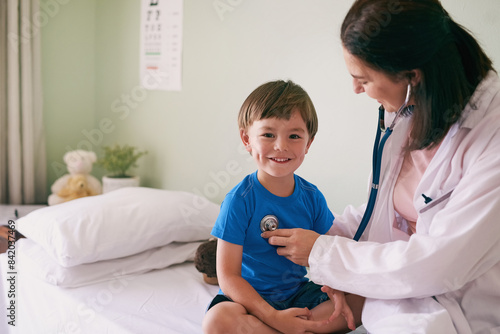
left=0, top=239, right=220, bottom=334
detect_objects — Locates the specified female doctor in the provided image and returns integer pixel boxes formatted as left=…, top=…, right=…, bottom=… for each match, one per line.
left=263, top=0, right=500, bottom=333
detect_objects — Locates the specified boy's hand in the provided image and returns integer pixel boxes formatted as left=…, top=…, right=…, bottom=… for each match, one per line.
left=321, top=286, right=356, bottom=331
left=270, top=307, right=328, bottom=334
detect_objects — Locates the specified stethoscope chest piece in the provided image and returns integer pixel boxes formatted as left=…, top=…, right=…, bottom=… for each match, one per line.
left=260, top=215, right=279, bottom=232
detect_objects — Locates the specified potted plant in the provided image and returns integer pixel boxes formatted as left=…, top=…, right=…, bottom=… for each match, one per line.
left=97, top=144, right=148, bottom=193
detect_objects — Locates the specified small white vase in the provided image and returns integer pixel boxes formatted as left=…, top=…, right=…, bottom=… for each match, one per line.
left=102, top=176, right=140, bottom=193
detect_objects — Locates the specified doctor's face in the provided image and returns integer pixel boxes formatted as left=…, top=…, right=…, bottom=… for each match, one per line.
left=343, top=47, right=409, bottom=113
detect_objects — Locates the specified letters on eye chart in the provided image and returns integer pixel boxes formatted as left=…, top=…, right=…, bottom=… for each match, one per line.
left=140, top=0, right=183, bottom=91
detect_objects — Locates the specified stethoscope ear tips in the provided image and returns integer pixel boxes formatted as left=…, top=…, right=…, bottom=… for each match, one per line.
left=260, top=215, right=279, bottom=232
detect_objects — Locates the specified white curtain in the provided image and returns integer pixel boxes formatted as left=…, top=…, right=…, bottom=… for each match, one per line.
left=0, top=0, right=46, bottom=204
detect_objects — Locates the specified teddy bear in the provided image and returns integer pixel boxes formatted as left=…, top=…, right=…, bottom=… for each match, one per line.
left=48, top=150, right=102, bottom=205
left=56, top=174, right=97, bottom=202
left=194, top=238, right=218, bottom=285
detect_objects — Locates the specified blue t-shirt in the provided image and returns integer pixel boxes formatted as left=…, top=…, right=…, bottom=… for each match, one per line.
left=211, top=171, right=334, bottom=301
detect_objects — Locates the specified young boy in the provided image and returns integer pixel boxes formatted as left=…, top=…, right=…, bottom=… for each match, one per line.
left=202, top=80, right=355, bottom=333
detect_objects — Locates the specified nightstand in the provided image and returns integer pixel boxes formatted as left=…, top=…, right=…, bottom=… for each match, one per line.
left=0, top=205, right=46, bottom=253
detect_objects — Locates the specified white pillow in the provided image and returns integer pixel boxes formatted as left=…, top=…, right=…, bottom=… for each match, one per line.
left=16, top=187, right=219, bottom=267
left=17, top=238, right=203, bottom=288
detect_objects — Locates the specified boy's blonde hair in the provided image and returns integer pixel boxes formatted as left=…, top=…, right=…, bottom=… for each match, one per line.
left=238, top=80, right=318, bottom=138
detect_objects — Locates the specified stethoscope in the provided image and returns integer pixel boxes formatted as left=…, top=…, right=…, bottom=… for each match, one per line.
left=353, top=84, right=413, bottom=241
left=260, top=215, right=279, bottom=232
left=260, top=85, right=413, bottom=240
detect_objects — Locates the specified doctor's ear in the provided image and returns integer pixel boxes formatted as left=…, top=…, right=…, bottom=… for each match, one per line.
left=407, top=69, right=422, bottom=86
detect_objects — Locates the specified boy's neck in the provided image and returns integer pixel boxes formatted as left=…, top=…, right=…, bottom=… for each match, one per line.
left=257, top=170, right=295, bottom=197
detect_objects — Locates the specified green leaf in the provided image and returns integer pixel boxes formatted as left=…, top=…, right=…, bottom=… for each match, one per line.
left=97, top=144, right=148, bottom=178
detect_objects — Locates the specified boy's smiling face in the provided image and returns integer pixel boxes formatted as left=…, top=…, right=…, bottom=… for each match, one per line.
left=240, top=110, right=313, bottom=184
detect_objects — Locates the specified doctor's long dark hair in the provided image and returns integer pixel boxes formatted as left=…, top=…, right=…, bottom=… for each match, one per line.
left=341, top=0, right=494, bottom=150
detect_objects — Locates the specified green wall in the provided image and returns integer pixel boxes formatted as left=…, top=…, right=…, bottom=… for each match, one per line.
left=42, top=0, right=97, bottom=181
left=42, top=0, right=500, bottom=210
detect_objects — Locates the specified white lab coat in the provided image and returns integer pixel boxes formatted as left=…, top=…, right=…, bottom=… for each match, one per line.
left=309, top=71, right=500, bottom=334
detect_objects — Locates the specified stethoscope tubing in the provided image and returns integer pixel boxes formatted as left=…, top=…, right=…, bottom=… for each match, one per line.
left=353, top=85, right=412, bottom=241
left=353, top=108, right=393, bottom=241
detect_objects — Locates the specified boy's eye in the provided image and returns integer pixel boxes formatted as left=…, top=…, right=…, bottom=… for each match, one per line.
left=262, top=133, right=274, bottom=138
left=290, top=134, right=301, bottom=139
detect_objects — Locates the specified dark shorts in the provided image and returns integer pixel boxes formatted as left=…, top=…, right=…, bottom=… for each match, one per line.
left=207, top=281, right=329, bottom=311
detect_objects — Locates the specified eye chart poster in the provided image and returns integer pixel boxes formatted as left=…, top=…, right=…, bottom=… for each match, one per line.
left=140, top=0, right=183, bottom=91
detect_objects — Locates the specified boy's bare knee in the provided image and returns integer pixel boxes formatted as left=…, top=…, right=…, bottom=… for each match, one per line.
left=202, top=302, right=247, bottom=334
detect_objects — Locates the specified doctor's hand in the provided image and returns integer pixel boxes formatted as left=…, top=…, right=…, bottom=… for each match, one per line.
left=321, top=286, right=356, bottom=331
left=261, top=228, right=320, bottom=267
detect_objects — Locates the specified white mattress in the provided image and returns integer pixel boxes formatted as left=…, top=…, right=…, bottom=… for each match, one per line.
left=0, top=239, right=219, bottom=334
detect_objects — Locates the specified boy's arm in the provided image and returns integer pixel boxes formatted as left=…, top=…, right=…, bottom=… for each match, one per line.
left=216, top=240, right=277, bottom=323
left=217, top=239, right=323, bottom=333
